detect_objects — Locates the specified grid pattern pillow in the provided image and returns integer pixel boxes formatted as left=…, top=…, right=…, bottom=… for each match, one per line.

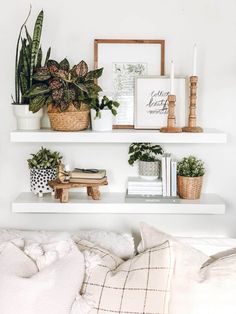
left=76, top=238, right=174, bottom=314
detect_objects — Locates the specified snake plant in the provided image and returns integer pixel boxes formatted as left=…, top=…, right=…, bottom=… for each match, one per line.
left=13, top=7, right=51, bottom=105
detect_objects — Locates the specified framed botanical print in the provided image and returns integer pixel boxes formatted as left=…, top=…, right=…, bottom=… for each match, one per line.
left=134, top=76, right=187, bottom=129
left=94, top=39, right=165, bottom=128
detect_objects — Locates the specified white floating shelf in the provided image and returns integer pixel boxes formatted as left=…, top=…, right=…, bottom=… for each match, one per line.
left=10, top=128, right=227, bottom=144
left=12, top=192, right=225, bottom=214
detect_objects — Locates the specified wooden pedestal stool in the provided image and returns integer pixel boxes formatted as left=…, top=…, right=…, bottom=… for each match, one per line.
left=48, top=178, right=108, bottom=203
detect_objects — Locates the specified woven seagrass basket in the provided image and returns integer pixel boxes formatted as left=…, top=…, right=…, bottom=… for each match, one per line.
left=48, top=103, right=90, bottom=131
left=177, top=176, right=203, bottom=200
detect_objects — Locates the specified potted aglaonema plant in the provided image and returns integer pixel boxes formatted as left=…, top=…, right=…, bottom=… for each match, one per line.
left=27, top=147, right=62, bottom=197
left=90, top=96, right=120, bottom=131
left=177, top=155, right=205, bottom=200
left=12, top=8, right=51, bottom=130
left=25, top=59, right=103, bottom=131
left=128, top=143, right=164, bottom=180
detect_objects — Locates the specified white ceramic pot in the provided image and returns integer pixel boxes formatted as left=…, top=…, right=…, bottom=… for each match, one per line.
left=90, top=109, right=113, bottom=131
left=13, top=104, right=43, bottom=130
left=138, top=160, right=160, bottom=180
left=30, top=167, right=58, bottom=197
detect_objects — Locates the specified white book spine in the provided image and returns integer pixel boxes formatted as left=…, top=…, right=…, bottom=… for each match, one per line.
left=128, top=190, right=163, bottom=194
left=171, top=160, right=177, bottom=197
left=162, top=155, right=167, bottom=197
left=128, top=186, right=163, bottom=191
left=166, top=154, right=171, bottom=197
left=128, top=190, right=163, bottom=195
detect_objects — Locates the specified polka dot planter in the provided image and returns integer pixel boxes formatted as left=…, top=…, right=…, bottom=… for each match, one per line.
left=30, top=168, right=57, bottom=197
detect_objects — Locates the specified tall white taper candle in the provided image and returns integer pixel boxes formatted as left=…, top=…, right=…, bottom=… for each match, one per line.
left=170, top=60, right=175, bottom=94
left=193, top=44, right=197, bottom=76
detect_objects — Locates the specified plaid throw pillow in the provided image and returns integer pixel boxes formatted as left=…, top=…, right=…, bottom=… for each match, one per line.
left=75, top=239, right=174, bottom=314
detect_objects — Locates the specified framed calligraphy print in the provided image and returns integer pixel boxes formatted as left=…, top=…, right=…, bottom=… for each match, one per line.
left=134, top=76, right=187, bottom=129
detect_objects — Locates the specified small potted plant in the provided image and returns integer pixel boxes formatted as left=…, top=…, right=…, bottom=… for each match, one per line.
left=27, top=147, right=62, bottom=197
left=89, top=96, right=120, bottom=131
left=128, top=143, right=164, bottom=180
left=12, top=8, right=51, bottom=130
left=25, top=58, right=103, bottom=131
left=177, top=155, right=205, bottom=200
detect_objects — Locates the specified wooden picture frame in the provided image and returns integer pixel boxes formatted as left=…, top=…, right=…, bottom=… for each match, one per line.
left=94, top=39, right=165, bottom=128
left=134, top=76, right=187, bottom=129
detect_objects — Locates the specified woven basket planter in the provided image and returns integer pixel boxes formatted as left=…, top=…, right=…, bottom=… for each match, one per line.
left=177, top=176, right=203, bottom=200
left=48, top=103, right=90, bottom=131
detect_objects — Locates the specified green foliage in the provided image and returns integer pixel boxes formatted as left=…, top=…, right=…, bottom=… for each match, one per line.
left=26, top=59, right=103, bottom=113
left=89, top=96, right=120, bottom=119
left=177, top=155, right=205, bottom=177
left=128, top=143, right=164, bottom=166
left=27, top=147, right=62, bottom=170
left=13, top=7, right=51, bottom=105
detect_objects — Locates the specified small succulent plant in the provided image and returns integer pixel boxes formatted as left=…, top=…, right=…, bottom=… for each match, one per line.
left=27, top=147, right=63, bottom=169
left=177, top=156, right=205, bottom=177
left=90, top=96, right=120, bottom=119
left=128, top=143, right=164, bottom=166
left=25, top=59, right=103, bottom=113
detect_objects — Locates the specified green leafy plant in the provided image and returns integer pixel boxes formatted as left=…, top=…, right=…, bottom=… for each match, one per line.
left=13, top=7, right=51, bottom=105
left=177, top=156, right=205, bottom=177
left=27, top=147, right=62, bottom=169
left=128, top=143, right=164, bottom=166
left=25, top=59, right=103, bottom=113
left=89, top=96, right=120, bottom=118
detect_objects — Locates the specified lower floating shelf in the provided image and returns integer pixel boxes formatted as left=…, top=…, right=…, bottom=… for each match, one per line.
left=12, top=192, right=225, bottom=214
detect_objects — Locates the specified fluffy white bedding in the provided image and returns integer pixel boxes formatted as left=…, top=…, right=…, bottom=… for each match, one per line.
left=0, top=226, right=235, bottom=314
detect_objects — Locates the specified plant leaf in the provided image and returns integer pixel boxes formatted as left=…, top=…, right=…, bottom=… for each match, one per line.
left=30, top=10, right=44, bottom=87
left=85, top=68, right=103, bottom=81
left=44, top=47, right=51, bottom=66
left=75, top=60, right=88, bottom=77
left=36, top=46, right=42, bottom=68
left=59, top=58, right=70, bottom=71
left=29, top=95, right=46, bottom=113
left=74, top=82, right=88, bottom=93
left=25, top=84, right=50, bottom=97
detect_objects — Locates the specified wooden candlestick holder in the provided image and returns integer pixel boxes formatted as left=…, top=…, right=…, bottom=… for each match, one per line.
left=182, top=76, right=203, bottom=132
left=160, top=94, right=182, bottom=133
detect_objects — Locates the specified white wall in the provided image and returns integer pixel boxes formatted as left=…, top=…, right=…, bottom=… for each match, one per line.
left=0, top=0, right=236, bottom=237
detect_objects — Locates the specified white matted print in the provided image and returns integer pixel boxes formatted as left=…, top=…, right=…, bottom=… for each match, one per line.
left=94, top=40, right=165, bottom=128
left=134, top=76, right=187, bottom=129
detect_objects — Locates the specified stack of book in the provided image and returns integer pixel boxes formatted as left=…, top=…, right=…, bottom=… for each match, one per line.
left=126, top=177, right=163, bottom=197
left=161, top=153, right=177, bottom=197
left=69, top=169, right=107, bottom=183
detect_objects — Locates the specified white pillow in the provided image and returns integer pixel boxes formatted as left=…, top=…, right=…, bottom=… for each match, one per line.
left=0, top=228, right=135, bottom=260
left=179, top=237, right=236, bottom=256
left=138, top=222, right=209, bottom=314
left=0, top=242, right=84, bottom=314
left=0, top=229, right=71, bottom=244
left=191, top=249, right=236, bottom=314
left=75, top=238, right=174, bottom=314
left=72, top=229, right=135, bottom=259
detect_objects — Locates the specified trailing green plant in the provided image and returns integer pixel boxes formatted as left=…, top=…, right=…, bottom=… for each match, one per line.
left=27, top=147, right=62, bottom=169
left=13, top=7, right=51, bottom=105
left=25, top=59, right=103, bottom=113
left=90, top=96, right=120, bottom=118
left=128, top=143, right=164, bottom=166
left=177, top=155, right=205, bottom=177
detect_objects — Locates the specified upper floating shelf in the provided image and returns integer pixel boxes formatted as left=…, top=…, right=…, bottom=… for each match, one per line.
left=10, top=128, right=227, bottom=144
